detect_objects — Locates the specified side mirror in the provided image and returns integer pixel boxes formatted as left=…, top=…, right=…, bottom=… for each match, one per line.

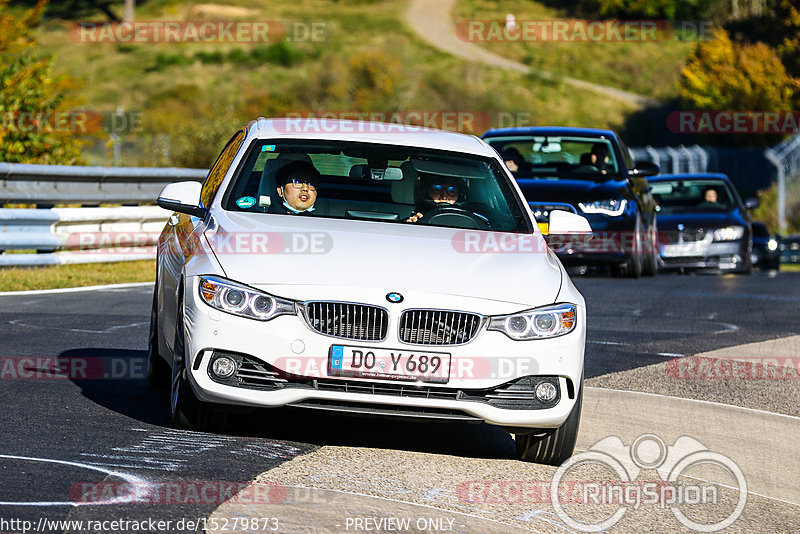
left=548, top=210, right=592, bottom=235
left=744, top=198, right=759, bottom=210
left=629, top=161, right=659, bottom=178
left=157, top=181, right=206, bottom=218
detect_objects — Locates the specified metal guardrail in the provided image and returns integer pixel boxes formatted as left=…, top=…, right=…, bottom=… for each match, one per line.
left=0, top=162, right=207, bottom=204
left=0, top=206, right=170, bottom=266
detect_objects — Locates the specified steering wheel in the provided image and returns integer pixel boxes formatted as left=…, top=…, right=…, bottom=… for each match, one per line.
left=419, top=205, right=491, bottom=230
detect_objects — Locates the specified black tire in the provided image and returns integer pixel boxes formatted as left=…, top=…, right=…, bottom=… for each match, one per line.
left=642, top=221, right=658, bottom=277
left=170, top=299, right=225, bottom=431
left=515, top=386, right=583, bottom=466
left=626, top=216, right=643, bottom=278
left=147, top=286, right=170, bottom=388
left=736, top=251, right=753, bottom=275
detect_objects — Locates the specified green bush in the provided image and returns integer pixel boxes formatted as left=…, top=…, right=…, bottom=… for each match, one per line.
left=195, top=50, right=225, bottom=64
left=250, top=42, right=304, bottom=67
left=227, top=48, right=250, bottom=65
left=152, top=52, right=193, bottom=70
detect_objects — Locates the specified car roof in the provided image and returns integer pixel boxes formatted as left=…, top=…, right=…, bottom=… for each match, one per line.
left=481, top=126, right=619, bottom=139
left=245, top=118, right=498, bottom=158
left=650, top=173, right=731, bottom=183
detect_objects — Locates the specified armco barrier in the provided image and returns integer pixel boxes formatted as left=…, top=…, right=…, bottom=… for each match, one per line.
left=0, top=206, right=171, bottom=266
left=0, top=162, right=207, bottom=204
left=0, top=161, right=205, bottom=266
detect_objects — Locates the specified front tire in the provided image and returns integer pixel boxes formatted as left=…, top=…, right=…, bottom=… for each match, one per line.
left=515, top=386, right=583, bottom=466
left=642, top=221, right=658, bottom=277
left=170, top=299, right=224, bottom=431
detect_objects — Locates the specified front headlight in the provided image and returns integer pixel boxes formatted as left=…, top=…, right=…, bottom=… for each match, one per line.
left=578, top=198, right=627, bottom=216
left=198, top=276, right=296, bottom=321
left=767, top=238, right=778, bottom=251
left=488, top=303, right=577, bottom=340
left=712, top=226, right=745, bottom=242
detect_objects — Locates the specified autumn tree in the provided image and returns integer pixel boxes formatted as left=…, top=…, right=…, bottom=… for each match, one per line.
left=0, top=0, right=84, bottom=164
left=679, top=28, right=796, bottom=145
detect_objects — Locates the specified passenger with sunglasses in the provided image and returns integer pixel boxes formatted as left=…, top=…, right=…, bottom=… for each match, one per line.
left=406, top=175, right=468, bottom=223
left=273, top=160, right=320, bottom=215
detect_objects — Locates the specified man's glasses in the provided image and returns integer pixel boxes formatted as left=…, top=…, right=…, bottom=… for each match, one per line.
left=428, top=184, right=459, bottom=197
left=287, top=179, right=317, bottom=191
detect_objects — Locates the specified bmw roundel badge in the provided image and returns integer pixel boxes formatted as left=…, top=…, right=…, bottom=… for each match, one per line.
left=386, top=292, right=404, bottom=304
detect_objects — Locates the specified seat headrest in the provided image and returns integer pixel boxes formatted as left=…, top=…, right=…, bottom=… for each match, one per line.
left=391, top=161, right=418, bottom=204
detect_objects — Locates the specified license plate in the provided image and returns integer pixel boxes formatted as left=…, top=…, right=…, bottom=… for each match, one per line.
left=328, top=345, right=451, bottom=383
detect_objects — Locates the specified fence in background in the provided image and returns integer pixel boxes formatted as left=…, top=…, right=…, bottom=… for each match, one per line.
left=631, top=134, right=800, bottom=234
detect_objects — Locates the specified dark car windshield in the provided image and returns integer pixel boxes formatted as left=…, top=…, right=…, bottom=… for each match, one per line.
left=222, top=139, right=530, bottom=232
left=651, top=179, right=736, bottom=214
left=484, top=135, right=620, bottom=180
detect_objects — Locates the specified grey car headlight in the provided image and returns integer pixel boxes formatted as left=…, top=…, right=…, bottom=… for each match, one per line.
left=198, top=276, right=296, bottom=321
left=712, top=226, right=744, bottom=242
left=578, top=199, right=627, bottom=216
left=488, top=303, right=577, bottom=340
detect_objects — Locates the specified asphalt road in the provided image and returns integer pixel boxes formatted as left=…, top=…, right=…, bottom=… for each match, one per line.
left=0, top=271, right=797, bottom=533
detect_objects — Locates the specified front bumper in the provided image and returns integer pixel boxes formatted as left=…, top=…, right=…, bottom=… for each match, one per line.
left=660, top=238, right=745, bottom=271
left=181, top=276, right=585, bottom=429
left=548, top=215, right=643, bottom=267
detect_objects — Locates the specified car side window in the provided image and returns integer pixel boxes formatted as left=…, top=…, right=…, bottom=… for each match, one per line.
left=200, top=129, right=246, bottom=207
left=617, top=137, right=634, bottom=171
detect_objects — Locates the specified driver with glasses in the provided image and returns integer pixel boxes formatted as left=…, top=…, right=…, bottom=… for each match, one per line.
left=273, top=160, right=320, bottom=215
left=405, top=174, right=468, bottom=223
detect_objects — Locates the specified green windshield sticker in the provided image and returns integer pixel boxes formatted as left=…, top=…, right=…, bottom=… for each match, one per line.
left=235, top=196, right=257, bottom=209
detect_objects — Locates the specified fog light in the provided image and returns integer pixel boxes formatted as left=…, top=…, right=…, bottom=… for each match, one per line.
left=535, top=381, right=557, bottom=402
left=212, top=356, right=236, bottom=378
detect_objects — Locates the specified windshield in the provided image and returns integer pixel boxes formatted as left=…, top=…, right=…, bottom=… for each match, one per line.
left=222, top=139, right=530, bottom=232
left=485, top=135, right=620, bottom=180
left=651, top=179, right=735, bottom=213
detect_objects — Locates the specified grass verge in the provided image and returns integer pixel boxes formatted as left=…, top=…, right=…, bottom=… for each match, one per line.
left=34, top=0, right=642, bottom=167
left=454, top=0, right=695, bottom=100
left=0, top=260, right=155, bottom=291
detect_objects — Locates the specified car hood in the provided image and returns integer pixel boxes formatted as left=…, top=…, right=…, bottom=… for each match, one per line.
left=656, top=211, right=741, bottom=231
left=202, top=211, right=563, bottom=307
left=515, top=178, right=627, bottom=203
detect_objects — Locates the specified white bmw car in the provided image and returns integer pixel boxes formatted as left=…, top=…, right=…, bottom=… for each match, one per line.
left=150, top=118, right=590, bottom=465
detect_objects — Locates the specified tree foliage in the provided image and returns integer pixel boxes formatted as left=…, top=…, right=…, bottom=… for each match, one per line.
left=0, top=0, right=84, bottom=164
left=679, top=28, right=796, bottom=145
